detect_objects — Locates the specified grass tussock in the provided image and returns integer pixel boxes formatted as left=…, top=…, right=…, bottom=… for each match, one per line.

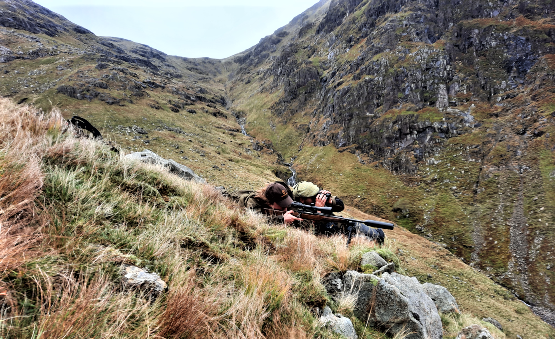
left=441, top=312, right=506, bottom=339
left=157, top=269, right=220, bottom=338
left=0, top=99, right=65, bottom=317
left=0, top=98, right=63, bottom=228
left=31, top=274, right=160, bottom=339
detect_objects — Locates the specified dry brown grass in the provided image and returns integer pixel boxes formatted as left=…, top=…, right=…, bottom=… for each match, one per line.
left=514, top=15, right=555, bottom=30
left=544, top=54, right=555, bottom=70
left=218, top=286, right=268, bottom=339
left=157, top=258, right=291, bottom=339
left=278, top=228, right=321, bottom=272
left=0, top=98, right=65, bottom=315
left=30, top=273, right=159, bottom=339
left=0, top=98, right=62, bottom=228
left=241, top=254, right=293, bottom=312
left=157, top=270, right=221, bottom=338
left=323, top=235, right=358, bottom=272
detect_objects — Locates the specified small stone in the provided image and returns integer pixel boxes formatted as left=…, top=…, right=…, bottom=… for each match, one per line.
left=455, top=324, right=493, bottom=339
left=319, top=307, right=358, bottom=339
left=482, top=317, right=503, bottom=331
left=120, top=265, right=167, bottom=299
left=361, top=251, right=387, bottom=269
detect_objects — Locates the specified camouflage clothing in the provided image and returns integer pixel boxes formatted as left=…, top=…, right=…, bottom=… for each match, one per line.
left=291, top=181, right=345, bottom=212
left=235, top=181, right=293, bottom=224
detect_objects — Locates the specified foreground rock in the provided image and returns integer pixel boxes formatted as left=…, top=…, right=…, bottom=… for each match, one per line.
left=120, top=265, right=167, bottom=299
left=361, top=251, right=395, bottom=275
left=125, top=149, right=205, bottom=183
left=361, top=251, right=388, bottom=270
left=319, top=306, right=358, bottom=339
left=341, top=271, right=443, bottom=339
left=422, top=283, right=459, bottom=314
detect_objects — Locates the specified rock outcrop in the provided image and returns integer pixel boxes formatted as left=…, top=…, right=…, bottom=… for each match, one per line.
left=125, top=149, right=205, bottom=183
left=319, top=306, right=358, bottom=339
left=342, top=271, right=443, bottom=339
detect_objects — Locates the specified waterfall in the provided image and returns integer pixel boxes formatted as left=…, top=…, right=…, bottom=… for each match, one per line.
left=287, top=161, right=297, bottom=186
left=238, top=117, right=248, bottom=136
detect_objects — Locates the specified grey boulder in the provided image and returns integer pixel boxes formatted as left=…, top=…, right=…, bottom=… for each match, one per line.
left=343, top=271, right=443, bottom=339
left=361, top=251, right=388, bottom=269
left=422, top=282, right=460, bottom=314
left=125, top=149, right=205, bottom=183
left=481, top=317, right=502, bottom=331
left=319, top=307, right=358, bottom=339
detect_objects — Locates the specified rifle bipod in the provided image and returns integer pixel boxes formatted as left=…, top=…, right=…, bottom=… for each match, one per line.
left=346, top=222, right=355, bottom=246
left=345, top=221, right=385, bottom=247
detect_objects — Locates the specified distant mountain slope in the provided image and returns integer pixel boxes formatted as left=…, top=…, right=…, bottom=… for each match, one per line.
left=0, top=0, right=286, bottom=191
left=225, top=0, right=555, bottom=324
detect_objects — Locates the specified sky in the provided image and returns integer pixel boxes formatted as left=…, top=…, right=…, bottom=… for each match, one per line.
left=33, top=0, right=320, bottom=59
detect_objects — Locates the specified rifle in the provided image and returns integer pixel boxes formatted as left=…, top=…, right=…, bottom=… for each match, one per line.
left=265, top=202, right=394, bottom=245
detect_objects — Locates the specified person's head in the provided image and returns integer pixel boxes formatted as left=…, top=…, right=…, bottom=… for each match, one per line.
left=264, top=182, right=293, bottom=210
left=292, top=181, right=320, bottom=205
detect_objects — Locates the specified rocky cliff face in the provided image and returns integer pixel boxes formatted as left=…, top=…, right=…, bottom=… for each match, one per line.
left=227, top=0, right=555, bottom=323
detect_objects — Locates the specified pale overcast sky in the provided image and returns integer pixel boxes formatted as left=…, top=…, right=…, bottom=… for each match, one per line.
left=33, top=0, right=320, bottom=59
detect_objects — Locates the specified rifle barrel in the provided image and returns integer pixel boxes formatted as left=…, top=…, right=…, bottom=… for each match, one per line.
left=290, top=201, right=332, bottom=213
left=296, top=213, right=395, bottom=230
left=266, top=202, right=395, bottom=230
left=362, top=219, right=394, bottom=230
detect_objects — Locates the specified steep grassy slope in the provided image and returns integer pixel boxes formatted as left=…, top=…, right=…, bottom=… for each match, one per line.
left=226, top=0, right=555, bottom=321
left=1, top=98, right=553, bottom=338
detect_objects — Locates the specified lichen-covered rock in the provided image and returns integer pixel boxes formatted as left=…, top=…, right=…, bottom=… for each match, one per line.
left=120, top=265, right=167, bottom=299
left=361, top=251, right=388, bottom=269
left=319, top=306, right=358, bottom=339
left=422, top=282, right=459, bottom=314
left=125, top=149, right=205, bottom=183
left=343, top=271, right=442, bottom=339
left=322, top=272, right=344, bottom=300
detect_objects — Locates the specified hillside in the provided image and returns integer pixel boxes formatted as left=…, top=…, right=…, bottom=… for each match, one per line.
left=1, top=0, right=555, bottom=334
left=225, top=0, right=555, bottom=324
left=0, top=97, right=553, bottom=338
